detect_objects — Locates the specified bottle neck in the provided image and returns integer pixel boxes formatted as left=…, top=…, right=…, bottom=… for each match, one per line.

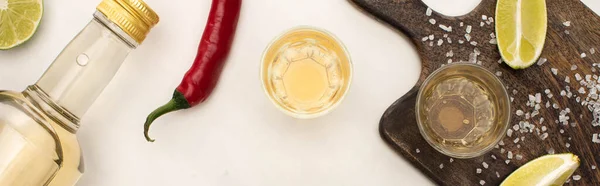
left=31, top=11, right=138, bottom=132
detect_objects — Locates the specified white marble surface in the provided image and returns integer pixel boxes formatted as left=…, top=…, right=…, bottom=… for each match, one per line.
left=0, top=0, right=599, bottom=185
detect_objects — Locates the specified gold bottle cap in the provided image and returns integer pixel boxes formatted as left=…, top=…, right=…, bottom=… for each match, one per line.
left=96, top=0, right=159, bottom=44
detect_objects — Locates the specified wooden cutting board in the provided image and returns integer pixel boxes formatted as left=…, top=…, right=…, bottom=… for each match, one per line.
left=349, top=0, right=600, bottom=185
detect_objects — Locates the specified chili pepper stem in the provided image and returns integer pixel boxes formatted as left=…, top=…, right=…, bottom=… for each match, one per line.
left=144, top=91, right=191, bottom=142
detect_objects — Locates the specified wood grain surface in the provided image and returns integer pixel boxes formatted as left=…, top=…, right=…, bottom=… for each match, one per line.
left=349, top=0, right=600, bottom=185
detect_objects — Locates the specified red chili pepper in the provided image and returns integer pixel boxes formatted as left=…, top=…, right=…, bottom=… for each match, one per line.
left=144, top=0, right=242, bottom=142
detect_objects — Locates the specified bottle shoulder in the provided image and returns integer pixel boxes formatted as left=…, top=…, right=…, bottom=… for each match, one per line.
left=0, top=90, right=63, bottom=161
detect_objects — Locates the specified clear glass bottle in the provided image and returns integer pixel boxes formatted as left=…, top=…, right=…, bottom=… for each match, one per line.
left=0, top=0, right=159, bottom=185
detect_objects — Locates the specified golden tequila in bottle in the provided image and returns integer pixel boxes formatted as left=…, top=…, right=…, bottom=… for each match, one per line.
left=0, top=0, right=159, bottom=185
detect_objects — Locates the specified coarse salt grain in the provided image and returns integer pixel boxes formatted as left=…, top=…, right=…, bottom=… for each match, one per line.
left=571, top=65, right=578, bottom=70
left=563, top=21, right=571, bottom=27
left=491, top=155, right=497, bottom=160
left=591, top=48, right=596, bottom=54
left=551, top=68, right=558, bottom=75
left=581, top=53, right=587, bottom=58
left=566, top=76, right=570, bottom=83
left=496, top=171, right=500, bottom=178
left=437, top=39, right=443, bottom=46
left=505, top=160, right=510, bottom=164
left=450, top=158, right=454, bottom=163
left=508, top=151, right=513, bottom=159
left=429, top=34, right=434, bottom=40
left=516, top=110, right=524, bottom=116
left=439, top=163, right=444, bottom=169
left=496, top=71, right=502, bottom=76
left=439, top=24, right=452, bottom=32
left=426, top=8, right=432, bottom=16
left=482, top=15, right=487, bottom=20
left=573, top=175, right=581, bottom=181
left=507, top=129, right=513, bottom=137
left=470, top=41, right=478, bottom=46
left=593, top=134, right=600, bottom=143
left=429, top=18, right=436, bottom=24
left=466, top=25, right=472, bottom=33
left=482, top=162, right=488, bottom=169
left=480, top=21, right=485, bottom=27
left=416, top=148, right=420, bottom=153
left=537, top=58, right=547, bottom=66
left=480, top=180, right=485, bottom=185
left=515, top=154, right=523, bottom=160
left=476, top=168, right=482, bottom=174
left=592, top=165, right=597, bottom=169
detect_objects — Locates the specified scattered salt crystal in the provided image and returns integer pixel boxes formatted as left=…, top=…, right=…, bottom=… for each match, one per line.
left=482, top=15, right=487, bottom=20
left=592, top=165, right=597, bottom=169
left=496, top=71, right=502, bottom=77
left=579, top=87, right=586, bottom=94
left=499, top=140, right=504, bottom=146
left=447, top=37, right=452, bottom=43
left=429, top=18, right=436, bottom=24
left=489, top=38, right=497, bottom=44
left=560, top=129, right=565, bottom=133
left=480, top=180, right=485, bottom=185
left=476, top=168, right=482, bottom=174
left=416, top=148, right=420, bottom=153
left=548, top=148, right=555, bottom=154
left=540, top=132, right=549, bottom=140
left=470, top=41, right=478, bottom=46
left=439, top=24, right=452, bottom=32
left=510, top=97, right=514, bottom=102
left=573, top=175, right=581, bottom=181
left=513, top=124, right=519, bottom=131
left=591, top=48, right=596, bottom=54
left=571, top=65, right=578, bottom=70
left=422, top=36, right=429, bottom=41
left=505, top=160, right=510, bottom=164
left=536, top=58, right=547, bottom=66
left=540, top=117, right=545, bottom=124
left=515, top=154, right=523, bottom=160
left=491, top=155, right=497, bottom=160
left=563, top=21, right=571, bottom=27
left=496, top=171, right=500, bottom=178
left=466, top=25, right=472, bottom=33
left=516, top=110, right=524, bottom=116
left=546, top=101, right=550, bottom=108
left=517, top=144, right=521, bottom=148
left=508, top=151, right=513, bottom=159
left=480, top=22, right=485, bottom=27
left=593, top=134, right=600, bottom=143
left=437, top=39, right=443, bottom=46
left=545, top=89, right=551, bottom=94
left=498, top=59, right=503, bottom=64
left=450, top=158, right=454, bottom=163
left=500, top=148, right=505, bottom=153
left=443, top=34, right=448, bottom=38
left=512, top=89, right=518, bottom=95
left=507, top=129, right=513, bottom=137
left=429, top=34, right=434, bottom=40
left=439, top=163, right=444, bottom=169
left=460, top=22, right=464, bottom=27
left=551, top=68, right=558, bottom=75
left=465, top=34, right=471, bottom=41
left=536, top=93, right=542, bottom=103
left=490, top=33, right=496, bottom=38
left=542, top=126, right=547, bottom=131
left=458, top=39, right=464, bottom=44
left=565, top=76, right=570, bottom=83
left=482, top=162, right=489, bottom=169
left=553, top=103, right=559, bottom=109
left=581, top=53, right=587, bottom=58
left=488, top=17, right=494, bottom=23
left=426, top=8, right=432, bottom=16
left=429, top=42, right=433, bottom=46
left=561, top=90, right=567, bottom=96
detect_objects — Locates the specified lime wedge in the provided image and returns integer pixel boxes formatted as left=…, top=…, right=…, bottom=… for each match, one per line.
left=495, top=0, right=547, bottom=69
left=0, top=0, right=43, bottom=50
left=501, top=153, right=580, bottom=186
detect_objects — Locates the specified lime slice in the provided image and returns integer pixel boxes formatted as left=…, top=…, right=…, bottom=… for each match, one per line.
left=501, top=153, right=580, bottom=186
left=0, top=0, right=43, bottom=50
left=495, top=0, right=547, bottom=69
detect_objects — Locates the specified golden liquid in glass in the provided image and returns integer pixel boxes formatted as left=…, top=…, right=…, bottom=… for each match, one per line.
left=262, top=27, right=352, bottom=118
